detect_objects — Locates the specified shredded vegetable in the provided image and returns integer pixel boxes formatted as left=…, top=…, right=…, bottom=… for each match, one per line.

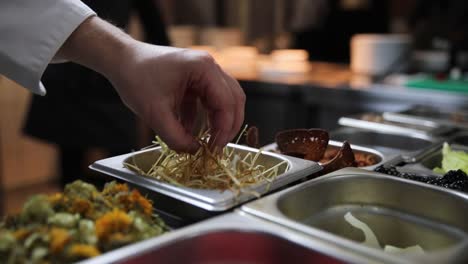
left=344, top=212, right=380, bottom=249
left=344, top=212, right=425, bottom=254
left=125, top=127, right=289, bottom=194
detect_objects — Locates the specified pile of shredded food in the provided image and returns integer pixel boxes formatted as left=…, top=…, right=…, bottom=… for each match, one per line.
left=124, top=128, right=289, bottom=194
left=0, top=181, right=167, bottom=264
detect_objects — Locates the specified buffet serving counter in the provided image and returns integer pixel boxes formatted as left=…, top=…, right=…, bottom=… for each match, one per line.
left=82, top=107, right=468, bottom=264
left=3, top=62, right=468, bottom=263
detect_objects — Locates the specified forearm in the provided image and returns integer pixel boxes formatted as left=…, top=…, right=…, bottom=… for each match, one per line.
left=56, top=16, right=136, bottom=80
left=55, top=16, right=244, bottom=152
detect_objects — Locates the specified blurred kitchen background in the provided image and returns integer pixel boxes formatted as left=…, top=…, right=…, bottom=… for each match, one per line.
left=1, top=0, right=468, bottom=213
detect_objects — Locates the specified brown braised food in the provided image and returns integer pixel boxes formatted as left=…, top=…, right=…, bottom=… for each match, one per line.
left=320, top=147, right=379, bottom=167
left=248, top=128, right=380, bottom=173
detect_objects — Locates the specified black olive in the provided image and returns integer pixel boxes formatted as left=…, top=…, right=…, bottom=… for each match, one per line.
left=374, top=166, right=468, bottom=193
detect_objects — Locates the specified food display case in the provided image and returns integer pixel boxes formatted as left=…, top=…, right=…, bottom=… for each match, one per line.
left=84, top=107, right=468, bottom=263
left=5, top=105, right=468, bottom=263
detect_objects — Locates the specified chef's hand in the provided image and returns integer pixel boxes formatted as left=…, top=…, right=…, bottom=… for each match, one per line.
left=113, top=44, right=246, bottom=152
left=57, top=16, right=245, bottom=152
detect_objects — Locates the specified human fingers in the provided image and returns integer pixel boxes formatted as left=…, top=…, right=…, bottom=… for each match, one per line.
left=194, top=58, right=236, bottom=149
left=205, top=81, right=235, bottom=149
left=180, top=93, right=198, bottom=136
left=217, top=66, right=246, bottom=143
left=148, top=102, right=199, bottom=153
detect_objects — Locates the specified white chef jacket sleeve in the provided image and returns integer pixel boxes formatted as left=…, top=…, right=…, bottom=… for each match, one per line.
left=0, top=0, right=96, bottom=95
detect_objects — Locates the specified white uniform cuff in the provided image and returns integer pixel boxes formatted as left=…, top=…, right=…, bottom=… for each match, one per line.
left=0, top=0, right=96, bottom=95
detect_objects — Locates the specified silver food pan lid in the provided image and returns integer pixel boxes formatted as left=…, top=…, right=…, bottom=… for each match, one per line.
left=90, top=143, right=321, bottom=212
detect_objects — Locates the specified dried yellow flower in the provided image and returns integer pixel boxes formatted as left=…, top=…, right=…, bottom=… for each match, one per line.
left=48, top=193, right=63, bottom=205
left=131, top=190, right=153, bottom=216
left=13, top=229, right=30, bottom=240
left=95, top=209, right=132, bottom=241
left=71, top=198, right=93, bottom=217
left=49, top=228, right=71, bottom=254
left=68, top=244, right=101, bottom=258
left=103, top=182, right=129, bottom=196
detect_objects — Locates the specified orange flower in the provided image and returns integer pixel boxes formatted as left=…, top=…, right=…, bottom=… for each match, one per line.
left=71, top=198, right=93, bottom=216
left=50, top=228, right=71, bottom=254
left=13, top=229, right=30, bottom=240
left=48, top=193, right=63, bottom=205
left=116, top=190, right=153, bottom=217
left=131, top=190, right=153, bottom=216
left=95, top=209, right=132, bottom=241
left=68, top=244, right=101, bottom=258
left=103, top=183, right=129, bottom=196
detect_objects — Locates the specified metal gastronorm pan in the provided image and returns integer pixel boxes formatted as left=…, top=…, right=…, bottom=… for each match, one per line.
left=338, top=113, right=453, bottom=137
left=263, top=140, right=386, bottom=170
left=383, top=106, right=468, bottom=130
left=79, top=212, right=375, bottom=264
left=393, top=131, right=468, bottom=176
left=242, top=168, right=468, bottom=264
left=330, top=127, right=443, bottom=164
left=90, top=143, right=321, bottom=221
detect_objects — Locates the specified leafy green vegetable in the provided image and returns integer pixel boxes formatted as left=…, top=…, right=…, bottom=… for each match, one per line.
left=434, top=143, right=468, bottom=174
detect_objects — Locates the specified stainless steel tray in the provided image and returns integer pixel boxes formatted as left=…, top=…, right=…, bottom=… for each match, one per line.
left=331, top=127, right=439, bottom=162
left=80, top=211, right=374, bottom=264
left=90, top=143, right=321, bottom=220
left=339, top=113, right=453, bottom=137
left=242, top=168, right=468, bottom=264
left=394, top=132, right=468, bottom=176
left=262, top=140, right=386, bottom=170
left=384, top=106, right=468, bottom=130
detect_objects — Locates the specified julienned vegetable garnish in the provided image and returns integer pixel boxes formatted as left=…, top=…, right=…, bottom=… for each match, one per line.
left=0, top=181, right=167, bottom=263
left=124, top=127, right=289, bottom=194
left=344, top=212, right=424, bottom=254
